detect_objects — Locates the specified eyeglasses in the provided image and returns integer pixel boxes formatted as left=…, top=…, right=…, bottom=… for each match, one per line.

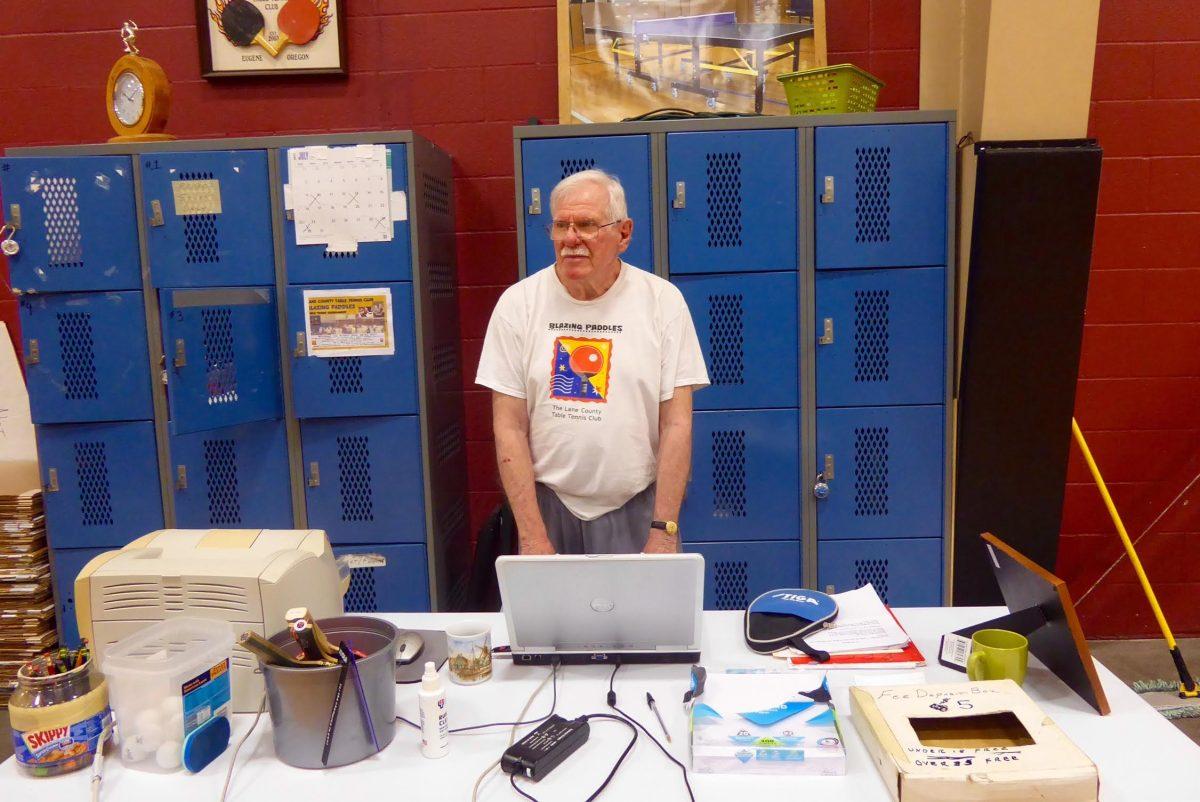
left=545, top=219, right=622, bottom=241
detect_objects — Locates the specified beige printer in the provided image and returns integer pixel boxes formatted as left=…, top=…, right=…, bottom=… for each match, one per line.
left=75, top=529, right=347, bottom=712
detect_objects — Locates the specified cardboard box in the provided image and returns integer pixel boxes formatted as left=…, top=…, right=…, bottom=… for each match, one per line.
left=850, top=680, right=1098, bottom=801
left=690, top=672, right=846, bottom=776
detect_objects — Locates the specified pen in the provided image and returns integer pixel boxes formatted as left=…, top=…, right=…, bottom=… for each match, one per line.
left=646, top=692, right=671, bottom=743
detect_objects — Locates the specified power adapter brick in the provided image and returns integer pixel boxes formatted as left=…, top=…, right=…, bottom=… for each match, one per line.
left=501, top=715, right=591, bottom=781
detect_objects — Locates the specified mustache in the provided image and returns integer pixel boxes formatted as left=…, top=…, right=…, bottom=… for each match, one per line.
left=560, top=247, right=589, bottom=257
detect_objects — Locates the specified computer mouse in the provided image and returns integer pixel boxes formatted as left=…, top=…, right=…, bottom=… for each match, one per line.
left=396, top=631, right=424, bottom=665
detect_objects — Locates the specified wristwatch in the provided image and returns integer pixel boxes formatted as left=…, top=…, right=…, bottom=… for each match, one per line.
left=650, top=520, right=679, bottom=536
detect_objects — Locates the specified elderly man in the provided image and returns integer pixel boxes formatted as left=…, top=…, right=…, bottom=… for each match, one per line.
left=476, top=169, right=709, bottom=555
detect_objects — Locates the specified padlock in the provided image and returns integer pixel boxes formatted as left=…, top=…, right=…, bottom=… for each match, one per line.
left=1, top=238, right=18, bottom=257
left=813, top=474, right=830, bottom=500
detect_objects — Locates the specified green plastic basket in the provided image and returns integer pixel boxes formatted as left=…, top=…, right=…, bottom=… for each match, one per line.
left=777, top=64, right=885, bottom=116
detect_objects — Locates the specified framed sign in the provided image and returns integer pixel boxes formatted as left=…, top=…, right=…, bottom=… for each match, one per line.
left=558, top=0, right=826, bottom=123
left=197, top=0, right=347, bottom=78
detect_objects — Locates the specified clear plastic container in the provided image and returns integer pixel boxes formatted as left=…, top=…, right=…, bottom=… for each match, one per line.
left=100, top=617, right=234, bottom=773
left=9, top=656, right=111, bottom=777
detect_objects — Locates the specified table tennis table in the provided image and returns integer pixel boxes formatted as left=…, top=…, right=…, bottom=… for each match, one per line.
left=586, top=13, right=815, bottom=114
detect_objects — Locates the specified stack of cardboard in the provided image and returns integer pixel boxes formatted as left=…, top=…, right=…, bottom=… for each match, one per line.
left=0, top=490, right=56, bottom=704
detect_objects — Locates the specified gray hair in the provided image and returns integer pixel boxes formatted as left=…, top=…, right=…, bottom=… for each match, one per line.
left=549, top=169, right=629, bottom=222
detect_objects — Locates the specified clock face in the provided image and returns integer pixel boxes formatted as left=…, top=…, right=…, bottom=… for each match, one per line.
left=113, top=70, right=145, bottom=127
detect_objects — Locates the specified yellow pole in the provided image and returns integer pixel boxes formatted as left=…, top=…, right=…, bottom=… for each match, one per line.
left=1071, top=418, right=1197, bottom=696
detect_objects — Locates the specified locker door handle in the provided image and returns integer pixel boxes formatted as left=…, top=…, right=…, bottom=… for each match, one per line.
left=173, top=339, right=186, bottom=368
left=823, top=453, right=834, bottom=480
left=820, top=176, right=835, bottom=204
left=8, top=203, right=21, bottom=229
left=527, top=188, right=542, bottom=216
left=45, top=468, right=59, bottom=493
left=175, top=465, right=188, bottom=490
left=308, top=461, right=320, bottom=487
left=673, top=181, right=686, bottom=209
left=149, top=199, right=165, bottom=227
left=25, top=339, right=39, bottom=364
left=818, top=318, right=834, bottom=345
left=294, top=332, right=307, bottom=358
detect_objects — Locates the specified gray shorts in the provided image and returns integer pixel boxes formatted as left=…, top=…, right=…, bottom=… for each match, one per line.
left=535, top=482, right=656, bottom=554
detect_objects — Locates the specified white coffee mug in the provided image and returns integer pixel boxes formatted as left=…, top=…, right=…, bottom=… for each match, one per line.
left=444, top=620, right=492, bottom=685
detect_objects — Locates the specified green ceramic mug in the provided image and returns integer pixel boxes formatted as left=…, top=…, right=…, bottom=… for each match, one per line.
left=966, top=629, right=1029, bottom=685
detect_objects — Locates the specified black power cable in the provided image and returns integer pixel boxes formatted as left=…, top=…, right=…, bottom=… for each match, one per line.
left=606, top=663, right=697, bottom=802
left=508, top=713, right=638, bottom=802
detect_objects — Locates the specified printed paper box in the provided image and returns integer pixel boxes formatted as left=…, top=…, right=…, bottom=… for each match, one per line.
left=690, top=672, right=846, bottom=776
left=850, top=680, right=1098, bottom=801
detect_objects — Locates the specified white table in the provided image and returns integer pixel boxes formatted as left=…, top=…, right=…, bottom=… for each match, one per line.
left=4, top=608, right=1198, bottom=800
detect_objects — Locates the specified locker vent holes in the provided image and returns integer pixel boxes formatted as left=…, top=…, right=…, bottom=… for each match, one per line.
left=345, top=567, right=377, bottom=612
left=201, top=308, right=239, bottom=404
left=328, top=357, right=364, bottom=394
left=180, top=172, right=221, bottom=263
left=203, top=439, right=242, bottom=525
left=854, top=559, right=889, bottom=604
left=41, top=176, right=84, bottom=268
left=711, top=430, right=747, bottom=518
left=431, top=343, right=460, bottom=387
left=428, top=262, right=455, bottom=299
left=705, top=152, right=743, bottom=248
left=853, top=290, right=890, bottom=382
left=707, top=294, right=744, bottom=385
left=854, top=426, right=889, bottom=517
left=713, top=561, right=749, bottom=610
left=337, top=435, right=374, bottom=522
left=435, top=422, right=464, bottom=465
left=423, top=173, right=451, bottom=217
left=56, top=312, right=99, bottom=400
left=73, top=441, right=114, bottom=527
left=560, top=158, right=595, bottom=179
left=854, top=147, right=891, bottom=244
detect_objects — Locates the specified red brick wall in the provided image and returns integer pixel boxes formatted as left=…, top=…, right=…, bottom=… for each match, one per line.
left=0, top=0, right=919, bottom=546
left=1057, top=0, right=1200, bottom=638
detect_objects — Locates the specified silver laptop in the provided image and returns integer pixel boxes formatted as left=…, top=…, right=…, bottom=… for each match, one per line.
left=496, top=554, right=705, bottom=665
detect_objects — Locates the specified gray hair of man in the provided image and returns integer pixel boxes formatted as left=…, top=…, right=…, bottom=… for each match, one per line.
left=549, top=169, right=629, bottom=223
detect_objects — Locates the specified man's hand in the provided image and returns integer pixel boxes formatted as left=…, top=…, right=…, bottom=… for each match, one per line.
left=643, top=529, right=679, bottom=554
left=520, top=535, right=557, bottom=555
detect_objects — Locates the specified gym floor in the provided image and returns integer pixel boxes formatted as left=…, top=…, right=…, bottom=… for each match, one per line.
left=1, top=638, right=1197, bottom=764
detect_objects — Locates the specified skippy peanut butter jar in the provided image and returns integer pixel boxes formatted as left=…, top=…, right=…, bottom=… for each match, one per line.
left=9, top=652, right=112, bottom=777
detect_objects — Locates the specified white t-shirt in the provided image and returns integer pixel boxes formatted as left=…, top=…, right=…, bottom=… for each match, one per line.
left=476, top=263, right=710, bottom=520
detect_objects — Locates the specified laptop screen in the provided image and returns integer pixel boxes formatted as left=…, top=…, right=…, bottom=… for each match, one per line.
left=496, top=554, right=704, bottom=653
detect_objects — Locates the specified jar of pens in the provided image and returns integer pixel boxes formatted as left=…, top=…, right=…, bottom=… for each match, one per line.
left=9, top=641, right=113, bottom=778
left=241, top=609, right=398, bottom=769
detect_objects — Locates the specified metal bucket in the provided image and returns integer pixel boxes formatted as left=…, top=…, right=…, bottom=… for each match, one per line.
left=261, top=616, right=397, bottom=769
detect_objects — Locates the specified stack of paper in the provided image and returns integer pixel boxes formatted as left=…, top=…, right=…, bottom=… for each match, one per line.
left=777, top=584, right=926, bottom=669
left=0, top=489, right=56, bottom=704
left=691, top=671, right=845, bottom=776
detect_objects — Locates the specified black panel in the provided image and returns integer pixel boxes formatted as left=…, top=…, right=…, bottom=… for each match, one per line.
left=953, top=139, right=1102, bottom=605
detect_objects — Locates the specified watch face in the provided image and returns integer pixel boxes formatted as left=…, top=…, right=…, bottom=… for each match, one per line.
left=113, top=70, right=145, bottom=127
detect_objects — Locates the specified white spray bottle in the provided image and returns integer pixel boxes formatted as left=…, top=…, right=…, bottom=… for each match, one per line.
left=418, top=660, right=449, bottom=758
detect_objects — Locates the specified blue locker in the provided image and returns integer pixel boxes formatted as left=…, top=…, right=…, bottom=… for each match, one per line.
left=281, top=144, right=412, bottom=284
left=170, top=420, right=294, bottom=529
left=520, top=135, right=654, bottom=273
left=815, top=405, right=944, bottom=540
left=333, top=544, right=430, bottom=612
left=19, top=292, right=152, bottom=424
left=673, top=272, right=798, bottom=410
left=140, top=150, right=274, bottom=287
left=819, top=538, right=942, bottom=606
left=682, top=410, right=799, bottom=541
left=0, top=155, right=141, bottom=293
left=287, top=282, right=418, bottom=418
left=36, top=421, right=164, bottom=549
left=160, top=288, right=283, bottom=435
left=666, top=129, right=798, bottom=274
left=815, top=124, right=947, bottom=269
left=684, top=540, right=800, bottom=611
left=50, top=546, right=108, bottom=647
left=815, top=267, right=945, bottom=407
left=302, top=416, right=426, bottom=545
